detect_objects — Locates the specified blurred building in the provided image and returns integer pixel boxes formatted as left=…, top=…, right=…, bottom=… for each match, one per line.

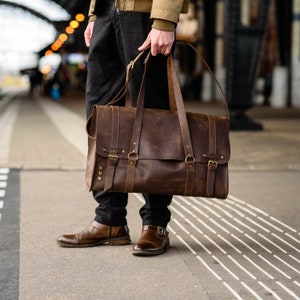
left=0, top=0, right=299, bottom=109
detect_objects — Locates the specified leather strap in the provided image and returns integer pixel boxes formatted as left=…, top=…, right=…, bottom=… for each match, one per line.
left=176, top=40, right=229, bottom=118
left=124, top=52, right=151, bottom=191
left=168, top=57, right=196, bottom=195
left=104, top=106, right=120, bottom=191
left=206, top=114, right=217, bottom=197
left=107, top=49, right=150, bottom=106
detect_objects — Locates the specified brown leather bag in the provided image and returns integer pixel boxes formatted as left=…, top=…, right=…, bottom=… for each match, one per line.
left=86, top=51, right=230, bottom=199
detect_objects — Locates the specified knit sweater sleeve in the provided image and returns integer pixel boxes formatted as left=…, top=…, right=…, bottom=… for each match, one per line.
left=151, top=0, right=186, bottom=31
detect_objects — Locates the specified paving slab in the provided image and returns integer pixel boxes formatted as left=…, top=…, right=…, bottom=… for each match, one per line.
left=0, top=92, right=300, bottom=299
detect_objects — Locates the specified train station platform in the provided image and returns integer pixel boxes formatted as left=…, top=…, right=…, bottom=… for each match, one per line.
left=0, top=90, right=300, bottom=299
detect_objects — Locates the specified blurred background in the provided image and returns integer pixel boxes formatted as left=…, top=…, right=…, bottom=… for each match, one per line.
left=0, top=0, right=299, bottom=120
left=0, top=0, right=88, bottom=99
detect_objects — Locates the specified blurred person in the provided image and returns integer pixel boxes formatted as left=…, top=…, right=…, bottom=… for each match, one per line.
left=51, top=63, right=70, bottom=98
left=28, top=68, right=43, bottom=97
left=57, top=0, right=189, bottom=256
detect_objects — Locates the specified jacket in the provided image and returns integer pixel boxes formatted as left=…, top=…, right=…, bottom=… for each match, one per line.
left=88, top=0, right=189, bottom=31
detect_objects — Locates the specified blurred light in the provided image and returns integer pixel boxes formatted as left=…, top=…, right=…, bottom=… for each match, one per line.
left=40, top=65, right=52, bottom=75
left=51, top=44, right=59, bottom=51
left=65, top=26, right=75, bottom=35
left=58, top=33, right=68, bottom=42
left=53, top=42, right=62, bottom=49
left=67, top=53, right=86, bottom=65
left=45, top=50, right=53, bottom=56
left=39, top=53, right=62, bottom=71
left=75, top=14, right=85, bottom=22
left=69, top=20, right=79, bottom=29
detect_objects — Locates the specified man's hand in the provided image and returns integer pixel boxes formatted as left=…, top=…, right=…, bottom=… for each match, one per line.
left=138, top=28, right=175, bottom=56
left=84, top=22, right=95, bottom=47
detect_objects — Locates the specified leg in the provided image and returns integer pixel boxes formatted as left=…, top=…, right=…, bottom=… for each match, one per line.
left=87, top=3, right=129, bottom=226
left=114, top=12, right=173, bottom=255
left=116, top=12, right=173, bottom=227
left=133, top=53, right=172, bottom=256
left=57, top=2, right=130, bottom=247
left=141, top=54, right=173, bottom=229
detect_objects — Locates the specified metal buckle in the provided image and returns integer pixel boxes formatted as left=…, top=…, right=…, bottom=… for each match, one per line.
left=108, top=154, right=119, bottom=165
left=128, top=151, right=139, bottom=160
left=157, top=226, right=166, bottom=236
left=129, top=60, right=135, bottom=70
left=185, top=155, right=196, bottom=163
left=208, top=160, right=218, bottom=170
left=127, top=151, right=139, bottom=166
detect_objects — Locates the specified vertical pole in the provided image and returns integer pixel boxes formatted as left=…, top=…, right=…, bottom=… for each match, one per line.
left=225, top=0, right=270, bottom=130
left=267, top=0, right=287, bottom=108
left=215, top=0, right=225, bottom=101
left=202, top=0, right=216, bottom=102
left=240, top=0, right=250, bottom=26
left=274, top=0, right=292, bottom=106
left=291, top=0, right=300, bottom=107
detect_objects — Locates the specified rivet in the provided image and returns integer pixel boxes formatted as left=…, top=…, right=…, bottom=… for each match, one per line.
left=122, top=150, right=125, bottom=153
left=98, top=177, right=102, bottom=181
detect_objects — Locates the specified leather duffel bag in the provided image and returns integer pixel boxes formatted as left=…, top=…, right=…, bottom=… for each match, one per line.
left=86, top=50, right=230, bottom=199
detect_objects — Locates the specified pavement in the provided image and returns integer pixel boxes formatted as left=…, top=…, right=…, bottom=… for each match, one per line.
left=0, top=89, right=300, bottom=300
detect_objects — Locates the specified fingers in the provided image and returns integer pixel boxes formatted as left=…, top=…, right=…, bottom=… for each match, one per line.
left=151, top=44, right=171, bottom=56
left=139, top=41, right=171, bottom=56
left=139, top=29, right=174, bottom=56
left=138, top=32, right=151, bottom=52
left=159, top=46, right=172, bottom=56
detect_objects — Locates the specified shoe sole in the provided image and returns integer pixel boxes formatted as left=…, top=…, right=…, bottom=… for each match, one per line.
left=132, top=241, right=170, bottom=256
left=57, top=236, right=131, bottom=248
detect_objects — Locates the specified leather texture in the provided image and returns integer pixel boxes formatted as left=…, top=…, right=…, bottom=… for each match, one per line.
left=57, top=221, right=131, bottom=247
left=132, top=225, right=170, bottom=256
left=86, top=53, right=230, bottom=199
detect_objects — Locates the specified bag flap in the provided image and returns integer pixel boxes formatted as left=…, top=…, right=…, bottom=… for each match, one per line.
left=88, top=105, right=230, bottom=164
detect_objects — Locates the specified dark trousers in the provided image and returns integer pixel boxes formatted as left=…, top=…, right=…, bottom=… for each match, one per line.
left=86, top=0, right=172, bottom=228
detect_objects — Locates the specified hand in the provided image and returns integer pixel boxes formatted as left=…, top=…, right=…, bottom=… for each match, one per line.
left=84, top=22, right=95, bottom=47
left=138, top=28, right=175, bottom=56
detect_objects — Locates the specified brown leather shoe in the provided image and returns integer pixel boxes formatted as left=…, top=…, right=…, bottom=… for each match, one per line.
left=132, top=225, right=170, bottom=256
left=57, top=221, right=131, bottom=247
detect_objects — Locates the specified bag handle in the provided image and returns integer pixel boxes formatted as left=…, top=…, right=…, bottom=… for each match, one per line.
left=136, top=54, right=196, bottom=157
left=106, top=49, right=149, bottom=106
left=125, top=53, right=197, bottom=194
left=176, top=41, right=229, bottom=118
left=108, top=41, right=229, bottom=119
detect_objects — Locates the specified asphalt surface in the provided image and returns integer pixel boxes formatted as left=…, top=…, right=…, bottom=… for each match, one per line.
left=0, top=90, right=299, bottom=300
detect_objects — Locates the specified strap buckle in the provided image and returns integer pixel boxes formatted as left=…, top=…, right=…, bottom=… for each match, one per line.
left=208, top=160, right=218, bottom=170
left=108, top=154, right=119, bottom=166
left=157, top=226, right=167, bottom=236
